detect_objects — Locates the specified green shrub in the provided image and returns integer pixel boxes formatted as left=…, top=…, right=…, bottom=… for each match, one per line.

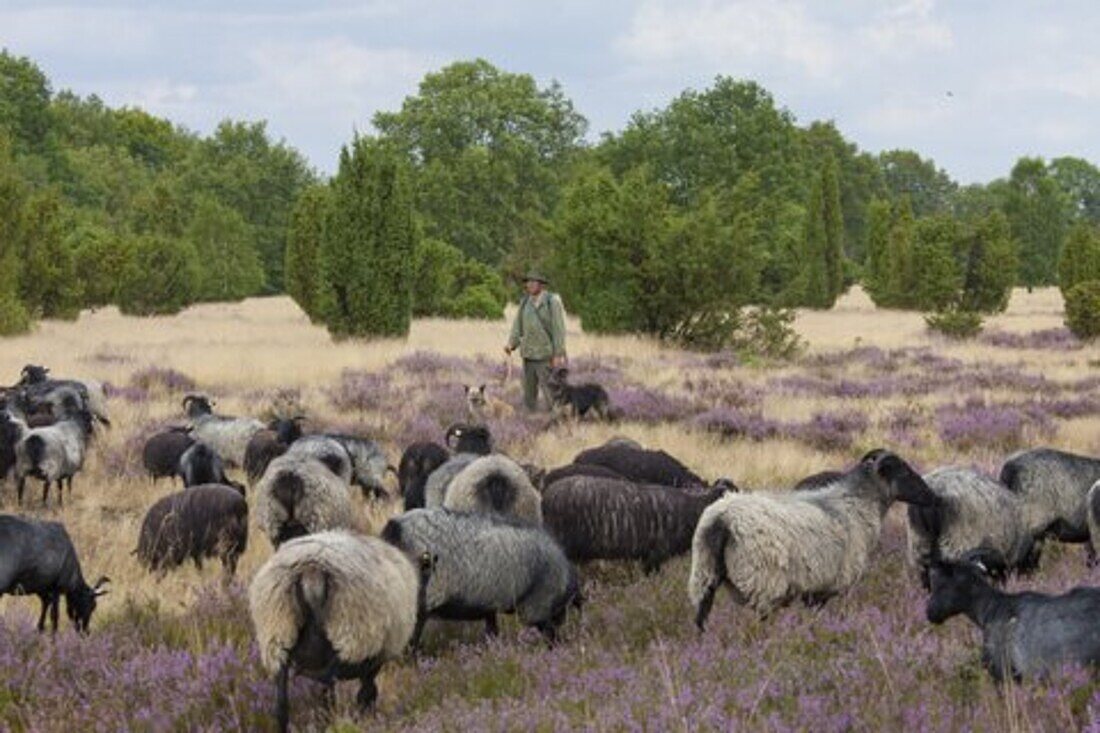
left=446, top=284, right=504, bottom=319
left=925, top=308, right=983, bottom=339
left=116, top=235, right=199, bottom=316
left=1064, top=280, right=1100, bottom=340
left=733, top=305, right=805, bottom=359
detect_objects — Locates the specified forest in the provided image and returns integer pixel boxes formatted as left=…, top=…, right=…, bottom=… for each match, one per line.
left=3, top=51, right=1100, bottom=344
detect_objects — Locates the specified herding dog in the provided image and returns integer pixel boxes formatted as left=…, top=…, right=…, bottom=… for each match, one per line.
left=464, top=384, right=515, bottom=423
left=546, top=367, right=612, bottom=420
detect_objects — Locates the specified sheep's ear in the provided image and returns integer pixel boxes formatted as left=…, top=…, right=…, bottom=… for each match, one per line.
left=478, top=384, right=486, bottom=394
left=463, top=385, right=470, bottom=395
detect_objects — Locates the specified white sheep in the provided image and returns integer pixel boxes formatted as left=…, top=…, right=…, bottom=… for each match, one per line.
left=182, top=394, right=264, bottom=468
left=254, top=453, right=355, bottom=547
left=14, top=407, right=95, bottom=507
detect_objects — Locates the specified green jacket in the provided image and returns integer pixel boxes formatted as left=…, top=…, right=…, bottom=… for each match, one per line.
left=507, top=292, right=567, bottom=360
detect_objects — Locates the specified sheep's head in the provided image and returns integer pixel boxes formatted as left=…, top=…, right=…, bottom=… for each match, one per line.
left=68, top=576, right=109, bottom=633
left=861, top=449, right=939, bottom=507
left=19, top=365, right=50, bottom=385
left=181, top=394, right=213, bottom=418
left=711, top=478, right=740, bottom=494
left=925, top=559, right=991, bottom=624
left=445, top=423, right=492, bottom=455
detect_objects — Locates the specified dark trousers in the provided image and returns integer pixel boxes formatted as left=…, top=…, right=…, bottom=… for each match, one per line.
left=522, top=358, right=552, bottom=412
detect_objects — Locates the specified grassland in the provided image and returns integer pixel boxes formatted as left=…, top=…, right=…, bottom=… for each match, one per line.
left=1, top=287, right=1099, bottom=731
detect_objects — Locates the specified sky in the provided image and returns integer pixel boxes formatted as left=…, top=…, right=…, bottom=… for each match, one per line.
left=2, top=0, right=1099, bottom=183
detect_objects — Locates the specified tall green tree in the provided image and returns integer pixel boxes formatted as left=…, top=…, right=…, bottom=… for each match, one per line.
left=18, top=190, right=82, bottom=319
left=863, top=198, right=893, bottom=303
left=1050, top=156, right=1100, bottom=224
left=375, top=59, right=586, bottom=265
left=1003, top=157, right=1070, bottom=289
left=0, top=51, right=52, bottom=154
left=0, top=133, right=30, bottom=333
left=116, top=234, right=200, bottom=316
left=317, top=137, right=416, bottom=338
left=958, top=211, right=1016, bottom=313
left=878, top=150, right=957, bottom=216
left=1059, top=221, right=1100, bottom=296
left=910, top=216, right=961, bottom=311
left=285, top=184, right=331, bottom=322
left=185, top=195, right=264, bottom=302
left=796, top=154, right=844, bottom=308
left=880, top=197, right=916, bottom=308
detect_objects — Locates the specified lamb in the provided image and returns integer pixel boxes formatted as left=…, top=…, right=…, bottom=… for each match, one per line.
left=689, top=449, right=940, bottom=628
left=142, top=427, right=195, bottom=484
left=442, top=454, right=543, bottom=525
left=135, top=485, right=249, bottom=577
left=17, top=364, right=111, bottom=427
left=926, top=557, right=1100, bottom=681
left=907, top=467, right=1038, bottom=588
left=177, top=442, right=243, bottom=493
left=254, top=453, right=356, bottom=547
left=397, top=441, right=450, bottom=510
left=183, top=394, right=265, bottom=468
left=381, top=508, right=580, bottom=646
left=15, top=406, right=95, bottom=507
left=999, top=448, right=1100, bottom=546
left=249, top=531, right=426, bottom=733
left=573, top=443, right=706, bottom=488
left=0, top=515, right=109, bottom=632
left=542, top=476, right=733, bottom=573
left=244, top=417, right=304, bottom=487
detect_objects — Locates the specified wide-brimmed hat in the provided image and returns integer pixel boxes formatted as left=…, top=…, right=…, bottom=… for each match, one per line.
left=523, top=270, right=549, bottom=284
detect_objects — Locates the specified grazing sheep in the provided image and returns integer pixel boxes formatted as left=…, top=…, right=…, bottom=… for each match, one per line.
left=17, top=364, right=111, bottom=427
left=546, top=367, right=612, bottom=420
left=249, top=531, right=426, bottom=733
left=177, top=442, right=243, bottom=493
left=792, top=470, right=846, bottom=491
left=135, top=485, right=249, bottom=577
left=442, top=454, right=543, bottom=525
left=464, top=384, right=515, bottom=423
left=540, top=462, right=625, bottom=490
left=15, top=407, right=95, bottom=507
left=284, top=436, right=354, bottom=485
left=999, top=448, right=1100, bottom=546
left=381, top=508, right=580, bottom=646
left=1086, top=480, right=1100, bottom=565
left=689, top=449, right=940, bottom=628
left=927, top=557, right=1100, bottom=681
left=907, top=467, right=1038, bottom=588
left=444, top=423, right=492, bottom=455
left=423, top=453, right=480, bottom=509
left=244, top=417, right=304, bottom=487
left=573, top=443, right=706, bottom=488
left=183, top=394, right=265, bottom=468
left=543, top=476, right=733, bottom=573
left=321, top=433, right=390, bottom=499
left=255, top=454, right=356, bottom=547
left=142, top=427, right=195, bottom=484
left=397, top=441, right=450, bottom=510
left=0, top=515, right=109, bottom=632
left=0, top=410, right=26, bottom=483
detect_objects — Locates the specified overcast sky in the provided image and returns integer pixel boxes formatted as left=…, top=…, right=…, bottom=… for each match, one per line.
left=2, top=0, right=1098, bottom=183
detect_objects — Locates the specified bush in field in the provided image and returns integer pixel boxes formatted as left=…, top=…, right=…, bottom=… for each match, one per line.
left=1059, top=222, right=1100, bottom=297
left=116, top=234, right=199, bottom=316
left=732, top=305, right=804, bottom=359
left=1064, top=280, right=1100, bottom=340
left=925, top=308, right=984, bottom=339
left=412, top=238, right=507, bottom=319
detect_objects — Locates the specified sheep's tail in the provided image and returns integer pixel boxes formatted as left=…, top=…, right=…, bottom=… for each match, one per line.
left=688, top=516, right=731, bottom=632
left=295, top=566, right=330, bottom=621
left=999, top=460, right=1023, bottom=493
left=478, top=472, right=516, bottom=514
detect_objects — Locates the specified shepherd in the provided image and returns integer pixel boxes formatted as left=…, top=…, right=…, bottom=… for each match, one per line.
left=504, top=270, right=567, bottom=412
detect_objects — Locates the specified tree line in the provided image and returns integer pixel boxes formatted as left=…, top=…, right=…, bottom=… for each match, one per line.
left=4, top=51, right=1100, bottom=342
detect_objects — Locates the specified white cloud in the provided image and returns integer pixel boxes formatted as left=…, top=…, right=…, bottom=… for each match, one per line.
left=859, top=0, right=953, bottom=57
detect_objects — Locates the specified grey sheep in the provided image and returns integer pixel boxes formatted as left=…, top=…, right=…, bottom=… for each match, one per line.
left=16, top=364, right=111, bottom=427
left=442, top=454, right=543, bottom=525
left=423, top=453, right=480, bottom=508
left=397, top=441, right=450, bottom=510
left=177, top=442, right=243, bottom=494
left=249, top=531, right=427, bottom=733
left=689, top=449, right=940, bottom=628
left=1085, top=479, right=1100, bottom=565
left=254, top=453, right=356, bottom=547
left=573, top=443, right=706, bottom=487
left=792, top=470, right=846, bottom=491
left=381, top=508, right=580, bottom=646
left=183, top=394, right=265, bottom=468
left=244, top=417, right=304, bottom=486
left=142, top=427, right=194, bottom=484
left=15, top=406, right=95, bottom=507
left=927, top=557, right=1100, bottom=681
left=543, top=476, right=734, bottom=573
left=907, top=467, right=1039, bottom=588
left=291, top=433, right=390, bottom=499
left=999, top=448, right=1100, bottom=547
left=0, top=409, right=27, bottom=484
left=135, top=485, right=249, bottom=577
left=284, top=435, right=354, bottom=485
left=0, top=515, right=109, bottom=632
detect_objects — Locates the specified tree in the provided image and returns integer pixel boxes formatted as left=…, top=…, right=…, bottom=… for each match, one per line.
left=878, top=150, right=957, bottom=216
left=0, top=133, right=30, bottom=333
left=910, top=216, right=961, bottom=311
left=863, top=198, right=892, bottom=303
left=879, top=198, right=916, bottom=308
left=796, top=154, right=844, bottom=309
left=1002, top=157, right=1070, bottom=289
left=316, top=137, right=416, bottom=338
left=117, top=234, right=200, bottom=316
left=18, top=190, right=82, bottom=319
left=1050, top=156, right=1100, bottom=224
left=186, top=195, right=264, bottom=302
left=958, top=211, right=1016, bottom=314
left=285, top=184, right=331, bottom=322
left=68, top=221, right=133, bottom=308
left=375, top=59, right=586, bottom=265
left=0, top=51, right=52, bottom=154
left=1059, top=221, right=1100, bottom=296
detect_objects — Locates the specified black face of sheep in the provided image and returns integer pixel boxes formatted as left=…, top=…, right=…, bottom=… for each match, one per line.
left=712, top=478, right=740, bottom=493
left=861, top=449, right=939, bottom=506
left=19, top=365, right=50, bottom=385
left=445, top=423, right=492, bottom=455
left=270, top=417, right=304, bottom=445
left=926, top=560, right=989, bottom=624
left=182, top=394, right=214, bottom=418
left=67, top=576, right=109, bottom=633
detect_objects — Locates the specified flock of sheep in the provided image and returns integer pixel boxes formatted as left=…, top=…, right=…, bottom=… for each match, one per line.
left=3, top=364, right=1100, bottom=730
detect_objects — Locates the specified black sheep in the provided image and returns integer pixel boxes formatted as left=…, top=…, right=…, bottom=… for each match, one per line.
left=136, top=485, right=249, bottom=577
left=143, top=427, right=194, bottom=483
left=398, top=441, right=450, bottom=510
left=444, top=423, right=492, bottom=455
left=540, top=463, right=624, bottom=490
left=244, top=418, right=304, bottom=486
left=0, top=515, right=109, bottom=632
left=177, top=442, right=243, bottom=494
left=573, top=443, right=706, bottom=488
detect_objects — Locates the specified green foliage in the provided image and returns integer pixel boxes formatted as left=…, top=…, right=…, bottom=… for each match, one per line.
left=0, top=133, right=30, bottom=333
left=1059, top=222, right=1100, bottom=297
left=1050, top=156, right=1100, bottom=224
left=0, top=51, right=51, bottom=154
left=411, top=238, right=506, bottom=319
left=1064, top=280, right=1100, bottom=340
left=795, top=153, right=844, bottom=309
left=116, top=234, right=199, bottom=316
left=68, top=222, right=133, bottom=307
left=185, top=195, right=264, bottom=302
left=925, top=308, right=983, bottom=339
left=878, top=150, right=957, bottom=216
left=910, top=216, right=961, bottom=311
left=958, top=211, right=1016, bottom=313
left=284, top=184, right=331, bottom=322
left=1003, top=157, right=1070, bottom=288
left=18, top=190, right=82, bottom=319
left=731, top=305, right=804, bottom=359
left=316, top=137, right=416, bottom=338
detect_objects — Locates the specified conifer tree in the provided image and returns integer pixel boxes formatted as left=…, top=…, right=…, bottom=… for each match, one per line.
left=1059, top=221, right=1100, bottom=297
left=285, top=185, right=331, bottom=322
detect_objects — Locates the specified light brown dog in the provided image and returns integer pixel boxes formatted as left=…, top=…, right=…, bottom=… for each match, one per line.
left=464, top=384, right=515, bottom=423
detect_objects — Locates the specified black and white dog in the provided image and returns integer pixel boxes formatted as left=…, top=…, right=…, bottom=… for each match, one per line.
left=546, top=367, right=612, bottom=420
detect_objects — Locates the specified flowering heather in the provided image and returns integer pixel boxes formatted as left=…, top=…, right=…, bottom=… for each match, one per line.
left=103, top=381, right=149, bottom=403
left=788, top=410, right=871, bottom=452
left=128, top=366, right=197, bottom=394
left=936, top=399, right=1055, bottom=452
left=692, top=408, right=782, bottom=441
left=607, top=385, right=699, bottom=423
left=327, top=369, right=395, bottom=413
left=981, top=327, right=1083, bottom=351
left=683, top=376, right=764, bottom=409
left=393, top=351, right=471, bottom=376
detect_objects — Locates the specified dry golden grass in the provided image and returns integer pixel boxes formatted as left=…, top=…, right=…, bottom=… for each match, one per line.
left=0, top=286, right=1096, bottom=628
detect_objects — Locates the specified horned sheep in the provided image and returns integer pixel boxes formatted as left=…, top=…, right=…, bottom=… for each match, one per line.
left=14, top=405, right=95, bottom=507
left=182, top=394, right=264, bottom=468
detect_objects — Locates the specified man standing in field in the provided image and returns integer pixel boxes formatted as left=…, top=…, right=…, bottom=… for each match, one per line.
left=504, top=271, right=567, bottom=412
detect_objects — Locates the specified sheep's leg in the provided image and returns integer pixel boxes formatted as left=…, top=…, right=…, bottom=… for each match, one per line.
left=16, top=477, right=25, bottom=506
left=694, top=583, right=719, bottom=633
left=320, top=680, right=336, bottom=712
left=483, top=614, right=499, bottom=638
left=275, top=661, right=290, bottom=733
left=49, top=595, right=60, bottom=632
left=355, top=660, right=383, bottom=711
left=36, top=594, right=51, bottom=632
left=535, top=621, right=558, bottom=648
left=42, top=480, right=52, bottom=508
left=65, top=476, right=73, bottom=497
left=408, top=612, right=427, bottom=652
